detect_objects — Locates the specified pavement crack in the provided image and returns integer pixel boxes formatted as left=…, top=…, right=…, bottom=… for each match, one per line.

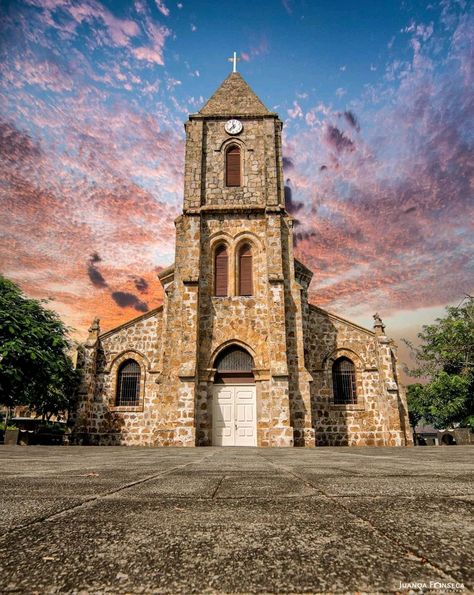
left=211, top=475, right=226, bottom=499
left=256, top=452, right=461, bottom=586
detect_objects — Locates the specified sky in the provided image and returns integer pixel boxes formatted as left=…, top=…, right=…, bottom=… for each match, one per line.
left=1, top=0, right=473, bottom=375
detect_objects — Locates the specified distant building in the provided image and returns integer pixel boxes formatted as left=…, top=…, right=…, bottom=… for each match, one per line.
left=414, top=425, right=474, bottom=446
left=414, top=424, right=439, bottom=446
left=74, top=71, right=412, bottom=448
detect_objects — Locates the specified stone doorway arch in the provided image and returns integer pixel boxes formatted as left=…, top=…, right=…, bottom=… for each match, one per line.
left=214, top=344, right=255, bottom=384
left=212, top=345, right=257, bottom=446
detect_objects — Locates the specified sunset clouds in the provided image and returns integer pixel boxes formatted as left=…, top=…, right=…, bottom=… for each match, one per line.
left=1, top=0, right=472, bottom=342
left=283, top=3, right=473, bottom=317
left=1, top=0, right=183, bottom=333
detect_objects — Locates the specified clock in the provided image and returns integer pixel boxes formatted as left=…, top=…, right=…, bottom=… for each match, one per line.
left=225, top=119, right=243, bottom=135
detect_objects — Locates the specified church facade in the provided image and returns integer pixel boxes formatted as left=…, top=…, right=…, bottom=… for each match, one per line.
left=74, top=72, right=412, bottom=448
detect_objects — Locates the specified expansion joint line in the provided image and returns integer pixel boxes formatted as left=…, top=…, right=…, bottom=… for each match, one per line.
left=0, top=450, right=219, bottom=541
left=256, top=452, right=460, bottom=586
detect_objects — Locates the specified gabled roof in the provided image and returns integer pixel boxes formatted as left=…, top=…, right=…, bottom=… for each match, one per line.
left=99, top=306, right=163, bottom=340
left=199, top=72, right=273, bottom=117
left=308, top=303, right=376, bottom=337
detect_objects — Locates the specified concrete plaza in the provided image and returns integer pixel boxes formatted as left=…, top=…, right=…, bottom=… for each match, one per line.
left=0, top=446, right=472, bottom=593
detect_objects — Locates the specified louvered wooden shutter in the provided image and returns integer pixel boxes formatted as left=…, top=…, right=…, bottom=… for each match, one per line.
left=214, top=245, right=228, bottom=296
left=239, top=245, right=253, bottom=296
left=226, top=146, right=241, bottom=187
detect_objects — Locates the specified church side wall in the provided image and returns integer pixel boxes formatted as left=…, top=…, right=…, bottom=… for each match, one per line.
left=304, top=306, right=400, bottom=446
left=81, top=310, right=163, bottom=446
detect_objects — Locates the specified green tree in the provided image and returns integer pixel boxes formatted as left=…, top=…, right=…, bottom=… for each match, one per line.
left=405, top=297, right=474, bottom=429
left=406, top=383, right=424, bottom=429
left=0, top=276, right=80, bottom=421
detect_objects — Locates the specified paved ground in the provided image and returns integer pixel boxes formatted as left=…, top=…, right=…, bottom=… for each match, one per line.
left=0, top=446, right=472, bottom=594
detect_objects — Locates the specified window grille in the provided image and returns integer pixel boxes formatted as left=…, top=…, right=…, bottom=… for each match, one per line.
left=238, top=244, right=253, bottom=296
left=214, top=244, right=228, bottom=296
left=116, top=360, right=140, bottom=406
left=226, top=146, right=241, bottom=187
left=215, top=346, right=254, bottom=372
left=332, top=357, right=357, bottom=404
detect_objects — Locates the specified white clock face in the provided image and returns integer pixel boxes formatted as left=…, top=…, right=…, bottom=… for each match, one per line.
left=225, top=119, right=243, bottom=135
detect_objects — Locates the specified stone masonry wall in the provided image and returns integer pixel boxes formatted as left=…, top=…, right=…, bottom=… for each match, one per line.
left=154, top=213, right=200, bottom=447
left=184, top=116, right=283, bottom=211
left=195, top=211, right=296, bottom=447
left=303, top=304, right=409, bottom=446
left=77, top=308, right=163, bottom=446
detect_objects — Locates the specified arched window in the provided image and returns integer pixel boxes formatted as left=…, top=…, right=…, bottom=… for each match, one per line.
left=214, top=244, right=228, bottom=297
left=332, top=357, right=357, bottom=404
left=226, top=145, right=241, bottom=187
left=238, top=243, right=253, bottom=296
left=116, top=359, right=140, bottom=406
left=214, top=345, right=254, bottom=384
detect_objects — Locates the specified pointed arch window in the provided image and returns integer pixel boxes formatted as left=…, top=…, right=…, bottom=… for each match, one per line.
left=226, top=145, right=241, bottom=187
left=332, top=357, right=357, bottom=404
left=214, top=244, right=228, bottom=297
left=116, top=360, right=140, bottom=406
left=238, top=243, right=253, bottom=296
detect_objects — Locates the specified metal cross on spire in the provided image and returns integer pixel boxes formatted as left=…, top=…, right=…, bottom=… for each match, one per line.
left=228, top=51, right=241, bottom=73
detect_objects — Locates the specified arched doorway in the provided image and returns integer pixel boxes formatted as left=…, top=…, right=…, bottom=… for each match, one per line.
left=212, top=345, right=256, bottom=446
left=441, top=433, right=456, bottom=445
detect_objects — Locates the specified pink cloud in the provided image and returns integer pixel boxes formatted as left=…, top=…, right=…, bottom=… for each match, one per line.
left=31, top=0, right=141, bottom=47
left=133, top=19, right=171, bottom=65
left=132, top=45, right=165, bottom=64
left=287, top=100, right=303, bottom=120
left=23, top=0, right=171, bottom=66
left=155, top=0, right=170, bottom=17
left=241, top=36, right=270, bottom=62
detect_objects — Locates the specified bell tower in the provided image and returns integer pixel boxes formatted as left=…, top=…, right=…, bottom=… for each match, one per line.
left=157, top=67, right=315, bottom=447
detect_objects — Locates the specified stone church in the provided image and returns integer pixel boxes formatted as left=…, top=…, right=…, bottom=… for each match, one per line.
left=74, top=71, right=412, bottom=448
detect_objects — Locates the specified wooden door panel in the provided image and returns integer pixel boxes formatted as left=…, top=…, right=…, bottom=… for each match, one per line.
left=213, top=385, right=256, bottom=446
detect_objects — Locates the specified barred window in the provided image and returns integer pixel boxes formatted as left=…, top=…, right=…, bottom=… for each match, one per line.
left=238, top=244, right=253, bottom=296
left=215, top=346, right=254, bottom=372
left=332, top=357, right=357, bottom=404
left=214, top=345, right=254, bottom=384
left=116, top=360, right=140, bottom=406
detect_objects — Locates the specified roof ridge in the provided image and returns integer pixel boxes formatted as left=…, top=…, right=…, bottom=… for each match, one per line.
left=308, top=303, right=376, bottom=336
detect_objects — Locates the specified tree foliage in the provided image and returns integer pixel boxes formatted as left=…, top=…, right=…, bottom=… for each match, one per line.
left=0, top=276, right=80, bottom=419
left=405, top=297, right=474, bottom=429
left=406, top=383, right=424, bottom=429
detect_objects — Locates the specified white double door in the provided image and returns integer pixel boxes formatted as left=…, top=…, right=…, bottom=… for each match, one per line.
left=213, top=384, right=257, bottom=446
